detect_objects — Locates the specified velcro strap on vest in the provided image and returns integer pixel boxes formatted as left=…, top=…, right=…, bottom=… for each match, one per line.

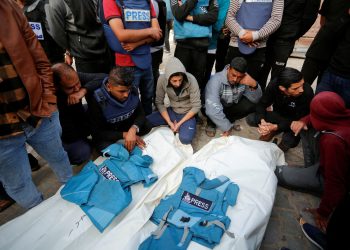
left=205, top=220, right=235, bottom=238
left=177, top=226, right=189, bottom=247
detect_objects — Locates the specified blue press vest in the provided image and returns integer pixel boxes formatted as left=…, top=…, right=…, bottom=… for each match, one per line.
left=236, top=0, right=273, bottom=54
left=102, top=0, right=152, bottom=69
left=139, top=167, right=239, bottom=249
left=173, top=0, right=212, bottom=40
left=94, top=78, right=140, bottom=124
left=61, top=144, right=157, bottom=232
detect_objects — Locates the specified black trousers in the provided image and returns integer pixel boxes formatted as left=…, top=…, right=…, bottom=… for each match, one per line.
left=225, top=46, right=266, bottom=82
left=207, top=97, right=256, bottom=128
left=151, top=48, right=164, bottom=98
left=175, top=44, right=207, bottom=103
left=259, top=38, right=295, bottom=90
left=246, top=111, right=300, bottom=148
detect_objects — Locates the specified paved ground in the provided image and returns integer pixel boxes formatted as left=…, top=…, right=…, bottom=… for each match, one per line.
left=0, top=32, right=321, bottom=250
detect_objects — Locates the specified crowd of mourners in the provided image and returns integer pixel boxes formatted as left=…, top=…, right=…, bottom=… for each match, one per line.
left=0, top=0, right=349, bottom=248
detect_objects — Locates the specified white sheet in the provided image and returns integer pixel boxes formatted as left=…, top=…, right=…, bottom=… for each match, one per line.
left=0, top=128, right=285, bottom=250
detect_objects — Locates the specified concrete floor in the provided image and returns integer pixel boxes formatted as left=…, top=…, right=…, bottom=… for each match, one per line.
left=0, top=34, right=320, bottom=250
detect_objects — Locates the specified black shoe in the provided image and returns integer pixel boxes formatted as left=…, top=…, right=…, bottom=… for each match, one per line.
left=28, top=153, right=40, bottom=172
left=300, top=218, right=326, bottom=250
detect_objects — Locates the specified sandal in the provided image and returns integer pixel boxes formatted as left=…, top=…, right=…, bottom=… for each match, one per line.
left=205, top=125, right=216, bottom=137
left=231, top=124, right=242, bottom=131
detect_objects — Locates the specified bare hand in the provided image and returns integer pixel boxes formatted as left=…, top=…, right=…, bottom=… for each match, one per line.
left=136, top=136, right=146, bottom=149
left=258, top=119, right=277, bottom=135
left=304, top=208, right=328, bottom=233
left=168, top=121, right=176, bottom=132
left=290, top=120, right=307, bottom=136
left=65, top=54, right=73, bottom=65
left=121, top=42, right=138, bottom=52
left=240, top=30, right=254, bottom=43
left=124, top=127, right=137, bottom=152
left=67, top=88, right=87, bottom=105
left=185, top=15, right=193, bottom=22
left=173, top=120, right=180, bottom=132
left=149, top=27, right=162, bottom=41
left=221, top=129, right=232, bottom=137
left=240, top=73, right=257, bottom=88
left=222, top=27, right=230, bottom=36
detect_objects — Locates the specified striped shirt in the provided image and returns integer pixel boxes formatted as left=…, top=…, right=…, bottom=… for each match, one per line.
left=0, top=41, right=40, bottom=138
left=225, top=0, right=283, bottom=48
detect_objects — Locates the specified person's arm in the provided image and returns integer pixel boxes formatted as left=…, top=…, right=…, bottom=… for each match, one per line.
left=132, top=101, right=147, bottom=130
left=225, top=0, right=244, bottom=37
left=191, top=0, right=218, bottom=26
left=78, top=72, right=107, bottom=93
left=252, top=0, right=284, bottom=41
left=317, top=136, right=349, bottom=224
left=171, top=0, right=197, bottom=21
left=155, top=75, right=167, bottom=113
left=240, top=74, right=263, bottom=104
left=297, top=0, right=321, bottom=38
left=22, top=10, right=56, bottom=104
left=205, top=75, right=232, bottom=132
left=45, top=0, right=68, bottom=51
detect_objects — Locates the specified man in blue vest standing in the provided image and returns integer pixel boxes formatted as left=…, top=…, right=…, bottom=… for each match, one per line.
left=102, top=0, right=162, bottom=115
left=171, top=0, right=218, bottom=107
left=225, top=0, right=283, bottom=85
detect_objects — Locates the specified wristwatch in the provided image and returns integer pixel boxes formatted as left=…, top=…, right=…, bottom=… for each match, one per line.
left=132, top=124, right=140, bottom=133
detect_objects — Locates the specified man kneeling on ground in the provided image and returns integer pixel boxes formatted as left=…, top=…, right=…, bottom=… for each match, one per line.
left=205, top=57, right=262, bottom=137
left=89, top=67, right=152, bottom=152
left=246, top=67, right=314, bottom=152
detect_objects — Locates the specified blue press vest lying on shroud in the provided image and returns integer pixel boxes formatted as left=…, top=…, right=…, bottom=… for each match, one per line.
left=139, top=167, right=239, bottom=250
left=94, top=78, right=140, bottom=124
left=61, top=144, right=157, bottom=232
left=101, top=0, right=152, bottom=69
left=236, top=0, right=273, bottom=54
left=173, top=0, right=212, bottom=40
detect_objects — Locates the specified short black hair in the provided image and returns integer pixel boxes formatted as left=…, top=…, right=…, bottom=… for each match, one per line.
left=169, top=72, right=187, bottom=82
left=276, top=67, right=303, bottom=89
left=230, top=57, right=247, bottom=73
left=108, top=67, right=134, bottom=87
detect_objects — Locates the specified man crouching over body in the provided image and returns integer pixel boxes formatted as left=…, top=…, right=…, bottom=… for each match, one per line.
left=89, top=67, right=152, bottom=153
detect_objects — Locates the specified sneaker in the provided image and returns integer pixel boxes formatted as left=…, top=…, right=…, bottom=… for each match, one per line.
left=205, top=124, right=216, bottom=137
left=0, top=199, right=15, bottom=212
left=300, top=218, right=327, bottom=250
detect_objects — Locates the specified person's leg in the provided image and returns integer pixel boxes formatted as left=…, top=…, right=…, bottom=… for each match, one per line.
left=315, top=69, right=334, bottom=94
left=215, top=35, right=230, bottom=72
left=174, top=45, right=191, bottom=72
left=27, top=111, right=72, bottom=184
left=75, top=58, right=110, bottom=74
left=204, top=53, right=216, bottom=84
left=151, top=49, right=163, bottom=99
left=63, top=139, right=92, bottom=165
left=301, top=57, right=324, bottom=86
left=279, top=131, right=301, bottom=152
left=190, top=48, right=207, bottom=104
left=177, top=115, right=197, bottom=144
left=245, top=112, right=260, bottom=127
left=135, top=67, right=154, bottom=115
left=224, top=46, right=242, bottom=66
left=0, top=183, right=15, bottom=212
left=223, top=97, right=256, bottom=122
left=275, top=163, right=323, bottom=196
left=0, top=134, right=43, bottom=208
left=300, top=128, right=320, bottom=167
left=146, top=111, right=168, bottom=127
left=246, top=48, right=266, bottom=82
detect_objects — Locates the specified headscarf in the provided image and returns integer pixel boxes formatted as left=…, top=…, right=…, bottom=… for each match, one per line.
left=310, top=91, right=350, bottom=145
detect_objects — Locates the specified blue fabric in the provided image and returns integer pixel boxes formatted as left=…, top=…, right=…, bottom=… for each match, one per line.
left=173, top=0, right=212, bottom=40
left=316, top=69, right=350, bottom=108
left=236, top=0, right=273, bottom=54
left=140, top=167, right=239, bottom=249
left=133, top=66, right=154, bottom=115
left=146, top=107, right=197, bottom=144
left=61, top=143, right=156, bottom=232
left=0, top=111, right=72, bottom=209
left=165, top=0, right=173, bottom=21
left=94, top=78, right=140, bottom=124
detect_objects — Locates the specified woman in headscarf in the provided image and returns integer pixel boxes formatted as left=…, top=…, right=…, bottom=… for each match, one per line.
left=275, top=91, right=350, bottom=232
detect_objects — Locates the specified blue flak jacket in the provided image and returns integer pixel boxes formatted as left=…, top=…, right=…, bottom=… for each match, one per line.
left=61, top=144, right=157, bottom=232
left=139, top=167, right=239, bottom=250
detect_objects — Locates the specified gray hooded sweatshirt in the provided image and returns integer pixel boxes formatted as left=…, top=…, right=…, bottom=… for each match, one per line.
left=155, top=57, right=201, bottom=115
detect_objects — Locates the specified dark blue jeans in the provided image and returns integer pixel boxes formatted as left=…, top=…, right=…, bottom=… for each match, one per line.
left=317, top=69, right=350, bottom=108
left=147, top=108, right=197, bottom=144
left=0, top=111, right=72, bottom=208
left=133, top=66, right=154, bottom=115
